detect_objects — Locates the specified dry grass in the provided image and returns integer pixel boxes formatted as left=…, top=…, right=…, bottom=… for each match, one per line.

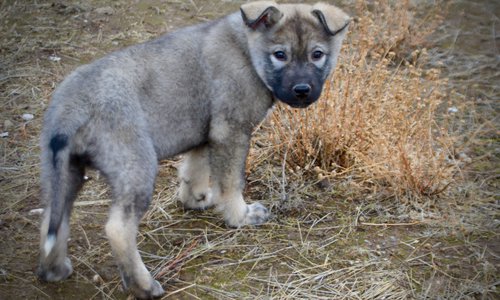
left=0, top=0, right=498, bottom=299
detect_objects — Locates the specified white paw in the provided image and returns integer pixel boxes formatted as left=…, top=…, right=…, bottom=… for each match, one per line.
left=179, top=180, right=214, bottom=210
left=225, top=202, right=270, bottom=228
left=128, top=279, right=165, bottom=299
left=37, top=257, right=73, bottom=282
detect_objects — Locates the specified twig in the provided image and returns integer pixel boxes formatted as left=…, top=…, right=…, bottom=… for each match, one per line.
left=360, top=221, right=422, bottom=226
left=164, top=283, right=196, bottom=298
left=155, top=238, right=199, bottom=279
left=74, top=199, right=111, bottom=207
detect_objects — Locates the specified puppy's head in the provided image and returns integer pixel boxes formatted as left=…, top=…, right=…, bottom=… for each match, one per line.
left=241, top=1, right=350, bottom=108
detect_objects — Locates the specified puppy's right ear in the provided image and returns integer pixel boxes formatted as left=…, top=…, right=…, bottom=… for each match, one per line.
left=311, top=3, right=350, bottom=36
left=240, top=1, right=282, bottom=31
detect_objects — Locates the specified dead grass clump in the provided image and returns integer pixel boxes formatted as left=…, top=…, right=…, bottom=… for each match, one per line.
left=261, top=0, right=457, bottom=198
left=353, top=0, right=444, bottom=63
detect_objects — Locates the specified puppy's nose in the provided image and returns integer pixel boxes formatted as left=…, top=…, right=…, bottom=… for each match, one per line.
left=293, top=84, right=311, bottom=97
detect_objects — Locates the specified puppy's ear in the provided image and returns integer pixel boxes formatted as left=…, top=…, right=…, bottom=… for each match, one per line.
left=311, top=3, right=350, bottom=36
left=241, top=1, right=282, bottom=31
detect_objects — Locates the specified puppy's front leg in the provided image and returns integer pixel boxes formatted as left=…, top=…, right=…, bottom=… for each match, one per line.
left=208, top=128, right=269, bottom=228
left=179, top=146, right=214, bottom=210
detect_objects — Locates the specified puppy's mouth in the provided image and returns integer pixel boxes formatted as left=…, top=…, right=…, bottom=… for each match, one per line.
left=275, top=94, right=319, bottom=109
left=285, top=101, right=315, bottom=108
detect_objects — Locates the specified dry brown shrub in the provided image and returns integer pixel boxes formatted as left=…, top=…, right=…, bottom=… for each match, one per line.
left=256, top=0, right=458, bottom=198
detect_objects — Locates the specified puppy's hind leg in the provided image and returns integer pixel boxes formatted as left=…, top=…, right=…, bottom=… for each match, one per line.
left=179, top=146, right=214, bottom=210
left=106, top=204, right=164, bottom=299
left=99, top=139, right=164, bottom=299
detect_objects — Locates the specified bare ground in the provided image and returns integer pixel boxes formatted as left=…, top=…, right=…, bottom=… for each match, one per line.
left=0, top=0, right=498, bottom=299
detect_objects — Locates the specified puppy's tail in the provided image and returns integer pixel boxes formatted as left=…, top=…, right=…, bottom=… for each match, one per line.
left=43, top=133, right=70, bottom=257
left=42, top=121, right=86, bottom=257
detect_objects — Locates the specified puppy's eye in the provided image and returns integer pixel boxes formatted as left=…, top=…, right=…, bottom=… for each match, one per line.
left=312, top=50, right=324, bottom=60
left=273, top=51, right=287, bottom=61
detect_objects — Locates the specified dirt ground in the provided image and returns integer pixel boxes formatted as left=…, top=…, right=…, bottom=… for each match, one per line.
left=0, top=0, right=498, bottom=299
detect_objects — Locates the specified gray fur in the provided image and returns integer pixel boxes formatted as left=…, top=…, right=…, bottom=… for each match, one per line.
left=37, top=2, right=349, bottom=298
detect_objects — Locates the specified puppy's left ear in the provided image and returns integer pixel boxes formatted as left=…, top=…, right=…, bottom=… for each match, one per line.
left=241, top=1, right=283, bottom=31
left=311, top=3, right=350, bottom=36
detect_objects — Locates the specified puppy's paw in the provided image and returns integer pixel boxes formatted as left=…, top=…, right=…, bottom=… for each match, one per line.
left=245, top=203, right=270, bottom=225
left=179, top=180, right=214, bottom=210
left=225, top=202, right=270, bottom=228
left=128, top=279, right=165, bottom=299
left=37, top=257, right=73, bottom=282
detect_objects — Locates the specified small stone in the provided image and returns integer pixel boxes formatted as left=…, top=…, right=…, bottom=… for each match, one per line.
left=48, top=55, right=61, bottom=62
left=22, top=113, right=34, bottom=121
left=447, top=106, right=458, bottom=113
left=0, top=132, right=8, bottom=138
left=29, top=208, right=44, bottom=216
left=95, top=6, right=114, bottom=15
left=92, top=274, right=103, bottom=285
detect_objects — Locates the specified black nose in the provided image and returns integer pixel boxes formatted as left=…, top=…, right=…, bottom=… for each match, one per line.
left=293, top=84, right=311, bottom=97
